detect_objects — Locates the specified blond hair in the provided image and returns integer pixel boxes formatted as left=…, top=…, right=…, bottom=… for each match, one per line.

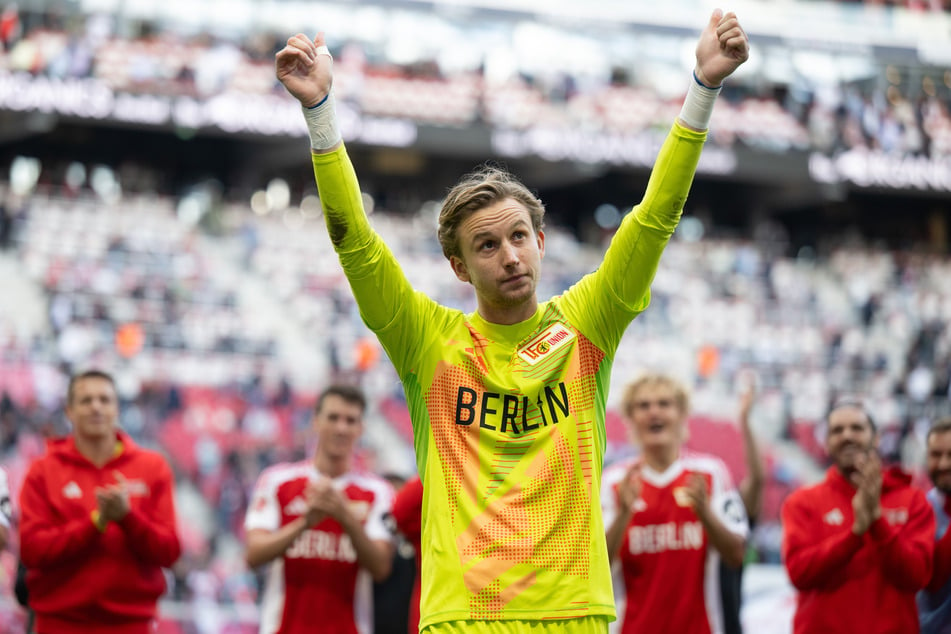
left=437, top=165, right=545, bottom=260
left=620, top=372, right=691, bottom=420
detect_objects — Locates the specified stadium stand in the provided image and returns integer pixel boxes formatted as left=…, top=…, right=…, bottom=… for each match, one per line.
left=0, top=0, right=949, bottom=630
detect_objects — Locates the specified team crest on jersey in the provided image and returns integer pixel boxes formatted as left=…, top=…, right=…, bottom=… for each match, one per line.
left=518, top=323, right=575, bottom=365
left=123, top=478, right=150, bottom=497
left=885, top=507, right=909, bottom=526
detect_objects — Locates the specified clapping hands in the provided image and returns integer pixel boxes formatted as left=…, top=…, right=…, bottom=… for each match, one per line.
left=850, top=451, right=883, bottom=535
left=95, top=471, right=131, bottom=527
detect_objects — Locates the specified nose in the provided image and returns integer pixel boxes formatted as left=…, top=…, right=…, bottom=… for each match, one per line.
left=500, top=240, right=519, bottom=266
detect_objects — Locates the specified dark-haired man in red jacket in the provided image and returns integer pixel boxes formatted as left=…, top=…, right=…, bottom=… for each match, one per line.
left=782, top=400, right=934, bottom=634
left=19, top=369, right=181, bottom=634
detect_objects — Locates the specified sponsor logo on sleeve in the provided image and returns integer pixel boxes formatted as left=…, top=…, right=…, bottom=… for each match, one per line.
left=723, top=496, right=746, bottom=525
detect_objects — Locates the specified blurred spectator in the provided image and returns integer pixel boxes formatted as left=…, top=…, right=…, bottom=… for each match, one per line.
left=917, top=417, right=951, bottom=633
left=781, top=400, right=933, bottom=633
left=243, top=384, right=394, bottom=634
left=602, top=373, right=748, bottom=634
left=18, top=369, right=182, bottom=634
left=720, top=379, right=765, bottom=634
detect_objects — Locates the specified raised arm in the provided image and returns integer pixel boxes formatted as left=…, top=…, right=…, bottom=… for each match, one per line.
left=275, top=32, right=339, bottom=151
left=737, top=385, right=764, bottom=521
left=561, top=12, right=749, bottom=352
left=682, top=10, right=750, bottom=131
left=275, top=32, right=426, bottom=348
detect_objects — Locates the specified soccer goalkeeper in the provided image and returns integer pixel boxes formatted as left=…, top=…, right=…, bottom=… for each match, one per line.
left=276, top=10, right=748, bottom=633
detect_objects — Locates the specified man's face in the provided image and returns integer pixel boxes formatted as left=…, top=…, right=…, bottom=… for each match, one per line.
left=450, top=198, right=544, bottom=323
left=66, top=377, right=119, bottom=441
left=927, top=429, right=951, bottom=495
left=626, top=383, right=687, bottom=455
left=825, top=405, right=877, bottom=475
left=313, top=394, right=364, bottom=461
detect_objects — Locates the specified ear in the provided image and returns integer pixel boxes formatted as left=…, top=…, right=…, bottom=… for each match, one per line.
left=537, top=229, right=546, bottom=258
left=450, top=255, right=470, bottom=283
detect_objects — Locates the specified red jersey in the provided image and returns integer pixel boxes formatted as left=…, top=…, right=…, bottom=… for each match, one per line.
left=18, top=432, right=181, bottom=634
left=782, top=465, right=934, bottom=634
left=602, top=451, right=748, bottom=634
left=391, top=475, right=422, bottom=634
left=245, top=461, right=394, bottom=634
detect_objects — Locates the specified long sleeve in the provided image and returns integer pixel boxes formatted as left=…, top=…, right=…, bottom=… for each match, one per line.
left=311, top=146, right=416, bottom=333
left=117, top=459, right=181, bottom=568
left=18, top=465, right=101, bottom=568
left=781, top=491, right=864, bottom=591
left=560, top=123, right=707, bottom=354
left=869, top=491, right=934, bottom=592
left=601, top=123, right=706, bottom=295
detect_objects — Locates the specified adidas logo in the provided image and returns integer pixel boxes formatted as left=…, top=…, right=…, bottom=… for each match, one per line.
left=823, top=508, right=844, bottom=526
left=284, top=497, right=308, bottom=516
left=63, top=481, right=82, bottom=499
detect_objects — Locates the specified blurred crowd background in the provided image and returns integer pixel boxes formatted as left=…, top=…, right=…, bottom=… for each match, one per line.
left=0, top=0, right=950, bottom=631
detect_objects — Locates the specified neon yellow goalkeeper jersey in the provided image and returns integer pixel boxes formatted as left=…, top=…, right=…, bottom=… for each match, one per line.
left=311, top=122, right=707, bottom=629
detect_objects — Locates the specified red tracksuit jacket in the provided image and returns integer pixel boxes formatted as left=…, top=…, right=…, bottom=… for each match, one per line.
left=782, top=465, right=934, bottom=634
left=19, top=432, right=182, bottom=634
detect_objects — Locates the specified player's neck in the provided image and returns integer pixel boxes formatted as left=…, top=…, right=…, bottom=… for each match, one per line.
left=313, top=452, right=351, bottom=478
left=75, top=432, right=119, bottom=468
left=643, top=445, right=679, bottom=473
left=476, top=297, right=538, bottom=326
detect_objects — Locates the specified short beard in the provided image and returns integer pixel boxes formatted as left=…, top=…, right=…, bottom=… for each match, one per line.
left=932, top=474, right=951, bottom=496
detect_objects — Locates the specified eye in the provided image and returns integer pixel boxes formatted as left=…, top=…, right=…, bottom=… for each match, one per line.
left=479, top=240, right=496, bottom=251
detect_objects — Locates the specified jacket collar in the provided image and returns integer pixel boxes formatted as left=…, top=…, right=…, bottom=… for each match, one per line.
left=47, top=429, right=135, bottom=467
left=825, top=463, right=911, bottom=495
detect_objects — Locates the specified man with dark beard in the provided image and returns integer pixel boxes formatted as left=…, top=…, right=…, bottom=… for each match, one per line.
left=918, top=417, right=951, bottom=634
left=781, top=399, right=934, bottom=634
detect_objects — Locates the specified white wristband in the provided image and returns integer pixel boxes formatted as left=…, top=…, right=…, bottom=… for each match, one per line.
left=302, top=91, right=342, bottom=150
left=678, top=73, right=721, bottom=131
